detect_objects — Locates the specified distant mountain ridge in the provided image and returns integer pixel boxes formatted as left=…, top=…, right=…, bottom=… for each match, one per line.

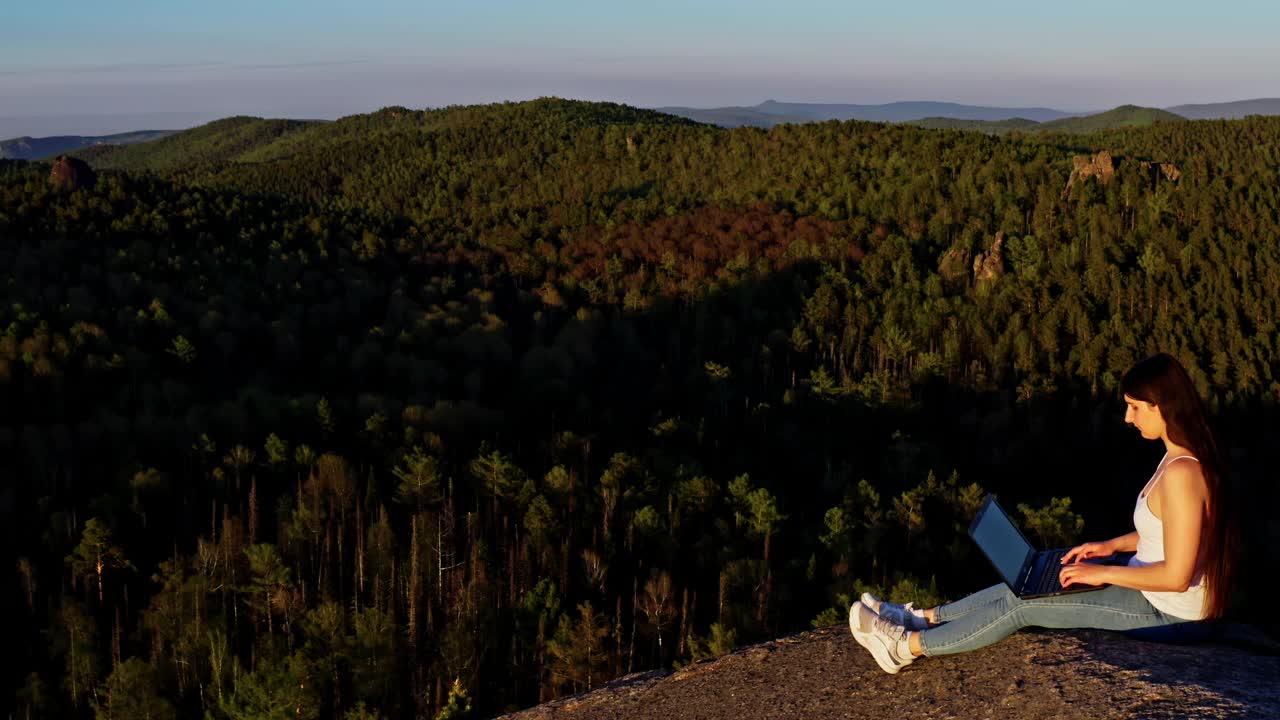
left=72, top=100, right=695, bottom=174
left=911, top=105, right=1187, bottom=135
left=0, top=130, right=177, bottom=160
left=19, top=98, right=1280, bottom=160
left=49, top=96, right=1280, bottom=176
left=658, top=98, right=1280, bottom=128
left=1165, top=98, right=1280, bottom=119
left=654, top=100, right=1081, bottom=128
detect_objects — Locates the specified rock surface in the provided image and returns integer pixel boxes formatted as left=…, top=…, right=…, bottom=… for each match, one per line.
left=1062, top=152, right=1182, bottom=198
left=1074, top=151, right=1117, bottom=182
left=971, top=231, right=1006, bottom=288
left=1140, top=160, right=1182, bottom=183
left=936, top=242, right=972, bottom=293
left=1063, top=151, right=1116, bottom=197
left=500, top=624, right=1280, bottom=720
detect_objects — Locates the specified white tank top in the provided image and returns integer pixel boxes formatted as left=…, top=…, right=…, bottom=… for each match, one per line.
left=1127, top=451, right=1208, bottom=620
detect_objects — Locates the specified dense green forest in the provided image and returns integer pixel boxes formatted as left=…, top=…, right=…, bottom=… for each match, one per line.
left=3, top=98, right=1279, bottom=719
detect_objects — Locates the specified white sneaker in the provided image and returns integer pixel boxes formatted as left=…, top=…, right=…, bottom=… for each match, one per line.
left=848, top=601, right=914, bottom=674
left=861, top=592, right=930, bottom=631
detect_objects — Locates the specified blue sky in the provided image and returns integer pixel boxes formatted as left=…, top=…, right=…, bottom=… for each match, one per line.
left=2, top=1, right=1277, bottom=135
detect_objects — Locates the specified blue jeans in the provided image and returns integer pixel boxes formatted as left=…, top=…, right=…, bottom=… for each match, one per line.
left=919, top=583, right=1211, bottom=656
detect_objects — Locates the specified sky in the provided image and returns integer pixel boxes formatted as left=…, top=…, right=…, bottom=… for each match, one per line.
left=2, top=0, right=1277, bottom=136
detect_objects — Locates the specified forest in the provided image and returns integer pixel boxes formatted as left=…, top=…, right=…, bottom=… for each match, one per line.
left=2, top=98, right=1278, bottom=718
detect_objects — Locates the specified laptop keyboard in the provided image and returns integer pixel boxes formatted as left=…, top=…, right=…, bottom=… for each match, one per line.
left=1028, top=549, right=1069, bottom=595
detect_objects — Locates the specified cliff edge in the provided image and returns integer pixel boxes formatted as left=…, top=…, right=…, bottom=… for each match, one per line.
left=500, top=624, right=1280, bottom=720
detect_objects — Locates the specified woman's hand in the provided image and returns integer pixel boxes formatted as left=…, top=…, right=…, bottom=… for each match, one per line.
left=1059, top=561, right=1110, bottom=589
left=1060, top=540, right=1114, bottom=565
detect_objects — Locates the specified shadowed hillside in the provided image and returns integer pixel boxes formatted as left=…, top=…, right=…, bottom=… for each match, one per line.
left=76, top=116, right=325, bottom=172
left=910, top=117, right=1044, bottom=134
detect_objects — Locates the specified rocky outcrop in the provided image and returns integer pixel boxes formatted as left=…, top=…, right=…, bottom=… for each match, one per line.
left=49, top=155, right=96, bottom=190
left=972, top=230, right=1006, bottom=288
left=936, top=231, right=1006, bottom=293
left=502, top=623, right=1280, bottom=720
left=1062, top=152, right=1181, bottom=198
left=1062, top=151, right=1116, bottom=197
left=1141, top=160, right=1182, bottom=183
left=936, top=242, right=972, bottom=293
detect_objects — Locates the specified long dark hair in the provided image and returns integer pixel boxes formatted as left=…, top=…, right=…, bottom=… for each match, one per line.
left=1121, top=352, right=1238, bottom=619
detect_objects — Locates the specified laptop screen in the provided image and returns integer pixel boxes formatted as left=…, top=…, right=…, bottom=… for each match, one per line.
left=970, top=497, right=1034, bottom=587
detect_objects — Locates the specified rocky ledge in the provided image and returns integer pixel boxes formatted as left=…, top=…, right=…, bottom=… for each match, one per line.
left=500, top=623, right=1280, bottom=720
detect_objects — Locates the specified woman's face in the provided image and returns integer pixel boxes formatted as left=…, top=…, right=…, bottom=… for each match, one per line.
left=1123, top=393, right=1165, bottom=440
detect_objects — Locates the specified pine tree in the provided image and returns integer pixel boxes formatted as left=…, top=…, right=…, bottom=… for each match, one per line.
left=65, top=519, right=133, bottom=604
left=547, top=602, right=610, bottom=694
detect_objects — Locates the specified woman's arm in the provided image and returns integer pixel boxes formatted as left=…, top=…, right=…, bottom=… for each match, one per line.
left=1061, top=531, right=1138, bottom=565
left=1101, top=465, right=1207, bottom=593
left=1105, top=530, right=1139, bottom=554
left=1096, top=561, right=1189, bottom=592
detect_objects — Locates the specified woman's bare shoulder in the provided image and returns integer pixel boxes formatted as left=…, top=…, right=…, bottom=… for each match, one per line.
left=1158, top=460, right=1208, bottom=502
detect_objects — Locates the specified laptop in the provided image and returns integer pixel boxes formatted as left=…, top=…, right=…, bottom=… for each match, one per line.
left=967, top=494, right=1127, bottom=599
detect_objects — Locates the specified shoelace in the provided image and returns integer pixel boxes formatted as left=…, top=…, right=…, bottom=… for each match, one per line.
left=872, top=598, right=918, bottom=629
left=882, top=601, right=914, bottom=625
left=872, top=612, right=906, bottom=642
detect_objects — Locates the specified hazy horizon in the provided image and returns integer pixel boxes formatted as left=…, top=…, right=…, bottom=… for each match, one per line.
left=9, top=93, right=1280, bottom=140
left=4, top=1, right=1277, bottom=137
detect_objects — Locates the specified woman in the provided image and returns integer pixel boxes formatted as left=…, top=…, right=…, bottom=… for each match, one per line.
left=849, top=352, right=1239, bottom=674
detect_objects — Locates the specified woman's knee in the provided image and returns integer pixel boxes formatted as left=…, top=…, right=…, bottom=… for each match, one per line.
left=936, top=583, right=1018, bottom=623
left=972, top=583, right=1018, bottom=609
